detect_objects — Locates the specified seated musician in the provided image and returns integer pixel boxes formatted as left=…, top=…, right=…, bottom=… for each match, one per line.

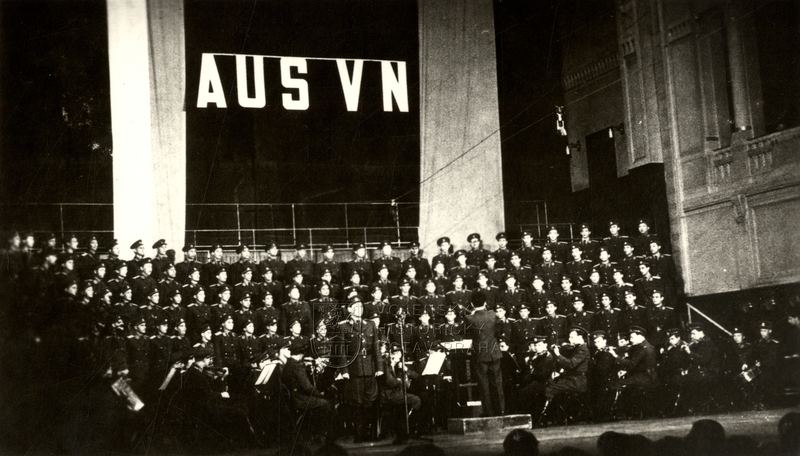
left=517, top=335, right=554, bottom=414
left=380, top=343, right=422, bottom=444
left=540, top=326, right=590, bottom=413
left=281, top=337, right=336, bottom=443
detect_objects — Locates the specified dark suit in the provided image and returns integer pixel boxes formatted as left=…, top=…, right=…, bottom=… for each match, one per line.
left=465, top=308, right=504, bottom=415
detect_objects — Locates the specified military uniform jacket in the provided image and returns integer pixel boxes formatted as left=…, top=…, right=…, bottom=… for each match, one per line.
left=373, top=255, right=402, bottom=281
left=609, top=282, right=634, bottom=308
left=402, top=254, right=431, bottom=281
left=126, top=333, right=150, bottom=382
left=648, top=254, right=675, bottom=282
left=381, top=360, right=419, bottom=403
left=233, top=280, right=256, bottom=304
left=539, top=314, right=567, bottom=345
left=310, top=296, right=342, bottom=329
left=565, top=259, right=593, bottom=286
left=387, top=322, right=416, bottom=352
left=286, top=257, right=314, bottom=281
left=283, top=357, right=322, bottom=404
left=445, top=289, right=472, bottom=317
left=280, top=300, right=313, bottom=336
left=175, top=259, right=200, bottom=284
left=346, top=257, right=373, bottom=283
left=253, top=306, right=279, bottom=335
left=201, top=259, right=227, bottom=286
left=534, top=261, right=564, bottom=291
left=620, top=255, right=641, bottom=284
left=372, top=279, right=398, bottom=298
left=106, top=276, right=130, bottom=300
left=186, top=303, right=211, bottom=335
left=634, top=233, right=658, bottom=257
left=516, top=244, right=541, bottom=268
left=207, top=281, right=230, bottom=304
left=151, top=254, right=172, bottom=281
left=158, top=277, right=180, bottom=302
left=101, top=331, right=128, bottom=373
left=257, top=279, right=284, bottom=304
left=505, top=265, right=533, bottom=289
left=581, top=283, right=607, bottom=311
left=437, top=322, right=464, bottom=342
left=110, top=302, right=139, bottom=326
left=431, top=253, right=454, bottom=273
left=418, top=294, right=446, bottom=322
left=590, top=348, right=618, bottom=386
left=601, top=235, right=629, bottom=262
left=553, top=343, right=590, bottom=390
left=474, top=285, right=499, bottom=310
left=526, top=288, right=552, bottom=316
left=336, top=318, right=383, bottom=376
left=618, top=305, right=647, bottom=333
left=180, top=281, right=201, bottom=303
left=646, top=305, right=677, bottom=339
left=259, top=255, right=286, bottom=281
left=413, top=323, right=439, bottom=358
left=228, top=259, right=255, bottom=286
left=238, top=333, right=261, bottom=365
left=131, top=274, right=158, bottom=305
left=170, top=334, right=192, bottom=364
left=554, top=289, right=581, bottom=314
left=432, top=274, right=451, bottom=295
left=213, top=330, right=240, bottom=368
left=149, top=334, right=173, bottom=377
left=258, top=332, right=284, bottom=360
left=753, top=338, right=781, bottom=372
left=576, top=239, right=599, bottom=263
left=448, top=264, right=478, bottom=288
left=165, top=304, right=186, bottom=327
left=592, top=307, right=621, bottom=337
left=689, top=339, right=720, bottom=377
left=512, top=318, right=537, bottom=351
left=466, top=248, right=489, bottom=269
left=618, top=341, right=658, bottom=386
left=567, top=310, right=595, bottom=331
left=543, top=240, right=569, bottom=263
left=126, top=254, right=145, bottom=280
left=659, top=342, right=690, bottom=381
left=500, top=288, right=526, bottom=316
left=138, top=305, right=166, bottom=334
left=594, top=261, right=617, bottom=285
left=635, top=276, right=664, bottom=304
left=315, top=259, right=341, bottom=283
left=234, top=308, right=255, bottom=333
left=343, top=283, right=369, bottom=303
left=521, top=351, right=555, bottom=385
left=492, top=247, right=513, bottom=269
left=390, top=294, right=420, bottom=319
left=464, top=309, right=502, bottom=362
left=209, top=303, right=234, bottom=329
left=495, top=317, right=515, bottom=344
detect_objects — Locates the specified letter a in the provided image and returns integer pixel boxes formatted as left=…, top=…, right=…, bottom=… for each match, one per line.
left=196, top=54, right=227, bottom=108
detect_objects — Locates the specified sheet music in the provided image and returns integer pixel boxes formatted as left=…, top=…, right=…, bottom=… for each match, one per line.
left=255, top=362, right=277, bottom=385
left=421, top=351, right=446, bottom=376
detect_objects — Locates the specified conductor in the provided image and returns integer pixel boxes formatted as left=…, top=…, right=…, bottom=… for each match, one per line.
left=465, top=290, right=505, bottom=416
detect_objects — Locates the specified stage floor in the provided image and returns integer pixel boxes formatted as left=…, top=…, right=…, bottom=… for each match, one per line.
left=327, top=407, right=796, bottom=455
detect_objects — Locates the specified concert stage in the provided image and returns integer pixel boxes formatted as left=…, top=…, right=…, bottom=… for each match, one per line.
left=329, top=408, right=796, bottom=455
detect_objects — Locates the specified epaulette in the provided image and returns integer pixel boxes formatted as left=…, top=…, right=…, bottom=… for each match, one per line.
left=139, top=305, right=148, bottom=309
left=612, top=307, right=621, bottom=311
left=556, top=314, right=566, bottom=318
left=507, top=317, right=518, bottom=322
left=337, top=320, right=349, bottom=325
left=127, top=334, right=136, bottom=339
left=192, top=342, right=202, bottom=347
left=187, top=303, right=196, bottom=307
left=771, top=339, right=780, bottom=344
left=149, top=335, right=158, bottom=339
left=214, top=331, right=223, bottom=336
left=602, top=237, right=611, bottom=241
left=664, top=306, right=674, bottom=310
left=581, top=284, right=592, bottom=289
left=662, top=254, right=672, bottom=258
left=445, top=291, right=455, bottom=295
left=652, top=275, right=662, bottom=279
left=170, top=335, right=180, bottom=339
left=533, top=316, right=545, bottom=321
left=234, top=282, right=244, bottom=287
left=624, top=282, right=634, bottom=286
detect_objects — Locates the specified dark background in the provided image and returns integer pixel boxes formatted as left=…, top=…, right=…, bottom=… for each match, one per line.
left=0, top=0, right=575, bottom=237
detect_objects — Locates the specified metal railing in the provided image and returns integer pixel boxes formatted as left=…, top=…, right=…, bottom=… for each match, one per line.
left=0, top=199, right=556, bottom=249
left=0, top=201, right=421, bottom=250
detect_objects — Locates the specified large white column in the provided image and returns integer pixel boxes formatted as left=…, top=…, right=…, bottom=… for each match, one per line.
left=107, top=0, right=186, bottom=257
left=418, top=0, right=505, bottom=252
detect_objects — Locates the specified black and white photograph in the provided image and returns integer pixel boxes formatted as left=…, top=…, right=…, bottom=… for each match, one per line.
left=0, top=0, right=799, bottom=454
